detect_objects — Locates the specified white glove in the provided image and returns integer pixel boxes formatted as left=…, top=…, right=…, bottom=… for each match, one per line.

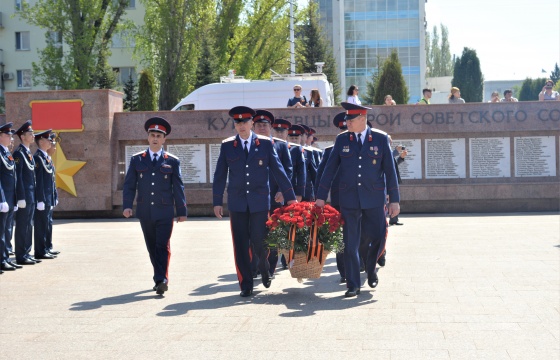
left=51, top=206, right=54, bottom=210
left=17, top=200, right=26, bottom=209
left=37, top=202, right=45, bottom=211
left=14, top=205, right=18, bottom=212
left=0, top=202, right=9, bottom=213
left=55, top=199, right=59, bottom=207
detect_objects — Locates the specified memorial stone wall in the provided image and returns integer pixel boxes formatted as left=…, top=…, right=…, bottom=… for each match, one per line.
left=3, top=90, right=559, bottom=216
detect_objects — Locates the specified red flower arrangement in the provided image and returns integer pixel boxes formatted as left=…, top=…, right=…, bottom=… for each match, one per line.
left=265, top=202, right=344, bottom=264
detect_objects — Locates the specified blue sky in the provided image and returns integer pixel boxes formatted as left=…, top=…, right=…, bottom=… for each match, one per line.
left=298, top=0, right=560, bottom=81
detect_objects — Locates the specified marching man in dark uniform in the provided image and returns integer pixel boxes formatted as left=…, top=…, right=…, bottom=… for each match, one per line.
left=33, top=130, right=58, bottom=261
left=213, top=106, right=297, bottom=297
left=288, top=125, right=316, bottom=201
left=14, top=121, right=38, bottom=265
left=273, top=119, right=306, bottom=201
left=0, top=123, right=18, bottom=272
left=316, top=112, right=348, bottom=283
left=315, top=103, right=400, bottom=297
left=251, top=110, right=293, bottom=277
left=123, top=117, right=187, bottom=295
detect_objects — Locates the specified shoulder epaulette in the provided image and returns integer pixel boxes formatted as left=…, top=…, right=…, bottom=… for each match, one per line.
left=133, top=150, right=147, bottom=156
left=303, top=145, right=315, bottom=151
left=222, top=135, right=236, bottom=143
left=256, top=134, right=271, bottom=141
left=272, top=137, right=287, bottom=143
left=370, top=128, right=388, bottom=136
left=288, top=142, right=300, bottom=148
left=311, top=147, right=323, bottom=152
left=336, top=130, right=349, bottom=137
left=165, top=152, right=179, bottom=160
left=325, top=144, right=334, bottom=150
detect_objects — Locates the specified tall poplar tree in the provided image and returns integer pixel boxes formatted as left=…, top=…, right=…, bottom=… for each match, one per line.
left=452, top=47, right=484, bottom=102
left=17, top=0, right=130, bottom=89
left=373, top=50, right=409, bottom=105
left=426, top=24, right=453, bottom=77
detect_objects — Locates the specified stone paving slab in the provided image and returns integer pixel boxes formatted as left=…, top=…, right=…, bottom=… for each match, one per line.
left=0, top=213, right=558, bottom=360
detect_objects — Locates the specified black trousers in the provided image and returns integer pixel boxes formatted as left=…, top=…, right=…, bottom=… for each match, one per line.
left=229, top=210, right=269, bottom=291
left=139, top=218, right=173, bottom=284
left=15, top=204, right=34, bottom=261
left=34, top=207, right=50, bottom=257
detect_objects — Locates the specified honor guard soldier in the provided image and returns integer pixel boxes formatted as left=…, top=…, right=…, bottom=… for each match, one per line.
left=306, top=126, right=323, bottom=165
left=273, top=119, right=306, bottom=201
left=288, top=125, right=316, bottom=201
left=13, top=121, right=38, bottom=265
left=316, top=112, right=348, bottom=282
left=123, top=117, right=187, bottom=295
left=315, top=102, right=400, bottom=297
left=251, top=110, right=294, bottom=277
left=44, top=132, right=60, bottom=257
left=0, top=123, right=18, bottom=272
left=213, top=106, right=297, bottom=297
left=33, top=130, right=58, bottom=261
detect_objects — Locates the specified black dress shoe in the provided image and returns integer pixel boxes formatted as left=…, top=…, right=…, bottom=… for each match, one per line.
left=35, top=253, right=56, bottom=259
left=339, top=277, right=346, bottom=283
left=390, top=222, right=403, bottom=226
left=368, top=269, right=379, bottom=288
left=377, top=251, right=386, bottom=267
left=7, top=261, right=22, bottom=269
left=239, top=289, right=253, bottom=297
left=1, top=263, right=17, bottom=271
left=262, top=274, right=272, bottom=288
left=155, top=281, right=168, bottom=295
left=48, top=250, right=61, bottom=255
left=28, top=257, right=41, bottom=263
left=17, top=259, right=36, bottom=265
left=344, top=288, right=360, bottom=297
left=8, top=250, right=15, bottom=256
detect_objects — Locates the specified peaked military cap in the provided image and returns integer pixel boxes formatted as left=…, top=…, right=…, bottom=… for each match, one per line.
left=308, top=127, right=317, bottom=135
left=144, top=117, right=171, bottom=136
left=34, top=129, right=53, bottom=140
left=272, top=118, right=292, bottom=130
left=341, top=101, right=371, bottom=120
left=300, top=124, right=311, bottom=135
left=0, top=122, right=15, bottom=135
left=16, top=120, right=33, bottom=136
left=229, top=106, right=256, bottom=123
left=333, top=112, right=347, bottom=130
left=253, top=109, right=274, bottom=124
left=287, top=124, right=305, bottom=136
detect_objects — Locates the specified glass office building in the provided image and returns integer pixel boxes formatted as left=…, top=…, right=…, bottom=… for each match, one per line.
left=318, top=0, right=426, bottom=104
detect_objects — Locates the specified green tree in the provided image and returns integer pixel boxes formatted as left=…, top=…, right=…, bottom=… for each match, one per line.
left=96, top=60, right=117, bottom=89
left=519, top=77, right=547, bottom=101
left=426, top=24, right=453, bottom=77
left=123, top=74, right=138, bottom=111
left=452, top=47, right=484, bottom=102
left=194, top=29, right=219, bottom=89
left=137, top=69, right=157, bottom=111
left=373, top=50, right=409, bottom=105
left=18, top=0, right=131, bottom=89
left=296, top=1, right=340, bottom=102
left=549, top=63, right=560, bottom=84
left=0, top=96, right=5, bottom=114
left=137, top=0, right=214, bottom=110
left=362, top=56, right=383, bottom=105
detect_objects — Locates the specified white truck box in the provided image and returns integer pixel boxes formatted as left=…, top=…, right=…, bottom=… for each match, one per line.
left=171, top=73, right=334, bottom=111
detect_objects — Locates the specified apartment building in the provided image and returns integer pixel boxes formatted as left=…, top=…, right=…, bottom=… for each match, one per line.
left=0, top=0, right=144, bottom=97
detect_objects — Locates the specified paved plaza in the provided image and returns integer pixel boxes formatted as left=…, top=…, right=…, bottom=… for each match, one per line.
left=0, top=213, right=558, bottom=359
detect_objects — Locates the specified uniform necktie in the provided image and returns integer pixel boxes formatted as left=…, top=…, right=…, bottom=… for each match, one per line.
left=244, top=140, right=249, bottom=158
left=357, top=133, right=362, bottom=150
left=152, top=153, right=158, bottom=166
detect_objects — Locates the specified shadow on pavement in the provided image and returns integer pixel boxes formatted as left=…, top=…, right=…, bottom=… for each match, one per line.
left=69, top=290, right=158, bottom=311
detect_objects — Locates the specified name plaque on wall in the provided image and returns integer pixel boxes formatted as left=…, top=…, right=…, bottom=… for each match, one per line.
left=124, top=145, right=148, bottom=173
left=514, top=136, right=556, bottom=177
left=209, top=144, right=222, bottom=183
left=425, top=138, right=466, bottom=179
left=393, top=139, right=421, bottom=179
left=166, top=144, right=207, bottom=183
left=469, top=137, right=510, bottom=178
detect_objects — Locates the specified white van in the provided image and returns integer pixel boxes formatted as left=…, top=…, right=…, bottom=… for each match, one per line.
left=171, top=72, right=334, bottom=111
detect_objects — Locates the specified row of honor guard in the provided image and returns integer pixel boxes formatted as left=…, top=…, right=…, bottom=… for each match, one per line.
left=0, top=121, right=59, bottom=274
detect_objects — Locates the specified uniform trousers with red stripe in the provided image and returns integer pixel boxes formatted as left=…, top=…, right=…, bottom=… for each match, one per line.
left=229, top=209, right=269, bottom=292
left=139, top=219, right=173, bottom=284
left=340, top=206, right=387, bottom=290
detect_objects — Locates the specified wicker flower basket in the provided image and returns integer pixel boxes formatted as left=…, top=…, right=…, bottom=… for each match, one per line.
left=280, top=249, right=330, bottom=280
